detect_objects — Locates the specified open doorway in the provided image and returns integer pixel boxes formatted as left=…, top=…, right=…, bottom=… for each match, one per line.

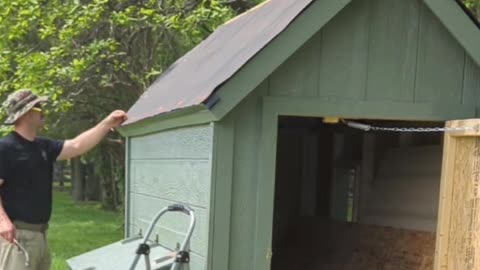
left=271, top=116, right=441, bottom=270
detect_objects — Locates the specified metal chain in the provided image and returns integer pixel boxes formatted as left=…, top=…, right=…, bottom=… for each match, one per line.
left=343, top=120, right=475, bottom=133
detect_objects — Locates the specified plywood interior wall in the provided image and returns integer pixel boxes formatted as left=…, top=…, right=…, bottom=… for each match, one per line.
left=435, top=119, right=480, bottom=270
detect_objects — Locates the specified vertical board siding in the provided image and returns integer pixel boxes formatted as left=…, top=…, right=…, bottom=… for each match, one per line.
left=318, top=0, right=370, bottom=99
left=208, top=120, right=235, bottom=270
left=129, top=125, right=213, bottom=270
left=267, top=0, right=478, bottom=112
left=227, top=87, right=267, bottom=270
left=463, top=56, right=480, bottom=116
left=268, top=33, right=321, bottom=97
left=415, top=4, right=465, bottom=104
left=463, top=57, right=480, bottom=108
left=366, top=0, right=420, bottom=102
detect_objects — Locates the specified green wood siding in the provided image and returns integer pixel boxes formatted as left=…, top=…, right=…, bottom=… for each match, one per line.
left=366, top=0, right=420, bottom=101
left=268, top=0, right=480, bottom=113
left=463, top=57, right=479, bottom=108
left=318, top=0, right=370, bottom=99
left=128, top=125, right=213, bottom=270
left=210, top=0, right=352, bottom=120
left=130, top=126, right=213, bottom=159
left=423, top=0, right=480, bottom=68
left=224, top=83, right=268, bottom=270
left=220, top=1, right=480, bottom=269
left=208, top=120, right=235, bottom=270
left=268, top=33, right=321, bottom=97
left=415, top=4, right=465, bottom=104
left=130, top=160, right=211, bottom=206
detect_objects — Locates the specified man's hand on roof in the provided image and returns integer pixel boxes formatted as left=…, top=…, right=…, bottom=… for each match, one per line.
left=102, top=110, right=128, bottom=129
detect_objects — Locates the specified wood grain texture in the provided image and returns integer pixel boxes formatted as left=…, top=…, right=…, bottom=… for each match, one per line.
left=125, top=137, right=131, bottom=237
left=435, top=124, right=460, bottom=270
left=366, top=0, right=420, bottom=102
left=130, top=125, right=213, bottom=160
left=130, top=160, right=211, bottom=207
left=128, top=124, right=213, bottom=270
left=268, top=32, right=321, bottom=97
left=446, top=137, right=480, bottom=269
left=415, top=4, right=465, bottom=105
left=317, top=0, right=370, bottom=99
left=263, top=96, right=475, bottom=121
left=435, top=119, right=480, bottom=270
left=208, top=120, right=235, bottom=270
left=253, top=100, right=278, bottom=270
left=463, top=56, right=480, bottom=109
left=228, top=88, right=267, bottom=270
left=423, top=0, right=480, bottom=68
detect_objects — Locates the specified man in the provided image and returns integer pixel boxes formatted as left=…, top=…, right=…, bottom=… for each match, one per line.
left=0, top=89, right=128, bottom=270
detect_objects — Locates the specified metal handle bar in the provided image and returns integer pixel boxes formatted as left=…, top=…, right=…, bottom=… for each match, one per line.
left=129, top=204, right=195, bottom=270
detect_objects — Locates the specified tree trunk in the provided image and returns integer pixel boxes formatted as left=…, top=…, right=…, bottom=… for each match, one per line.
left=109, top=152, right=119, bottom=209
left=54, top=162, right=65, bottom=191
left=71, top=158, right=85, bottom=202
left=59, top=163, right=65, bottom=191
left=85, top=163, right=101, bottom=201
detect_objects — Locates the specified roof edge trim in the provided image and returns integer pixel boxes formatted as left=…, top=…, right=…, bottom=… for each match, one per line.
left=118, top=105, right=217, bottom=137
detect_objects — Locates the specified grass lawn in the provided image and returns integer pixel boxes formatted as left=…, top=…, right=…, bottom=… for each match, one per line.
left=49, top=188, right=124, bottom=270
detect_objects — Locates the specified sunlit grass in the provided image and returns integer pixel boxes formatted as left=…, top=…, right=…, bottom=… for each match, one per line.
left=49, top=187, right=123, bottom=270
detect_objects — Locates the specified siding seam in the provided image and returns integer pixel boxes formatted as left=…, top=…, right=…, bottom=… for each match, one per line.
left=364, top=0, right=372, bottom=101
left=131, top=192, right=209, bottom=210
left=131, top=158, right=210, bottom=161
left=413, top=1, right=423, bottom=104
left=461, top=51, right=467, bottom=105
left=316, top=29, right=323, bottom=97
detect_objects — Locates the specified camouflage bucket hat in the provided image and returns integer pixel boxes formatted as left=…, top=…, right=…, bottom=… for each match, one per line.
left=2, top=89, right=47, bottom=125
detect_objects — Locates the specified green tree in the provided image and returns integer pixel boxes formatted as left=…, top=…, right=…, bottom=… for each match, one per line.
left=0, top=0, right=236, bottom=209
left=463, top=0, right=480, bottom=18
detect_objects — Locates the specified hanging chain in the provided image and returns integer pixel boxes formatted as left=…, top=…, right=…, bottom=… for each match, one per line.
left=343, top=120, right=475, bottom=133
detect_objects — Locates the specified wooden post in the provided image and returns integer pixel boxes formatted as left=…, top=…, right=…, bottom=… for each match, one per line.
left=435, top=119, right=480, bottom=269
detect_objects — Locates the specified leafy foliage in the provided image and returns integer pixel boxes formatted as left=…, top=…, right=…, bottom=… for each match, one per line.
left=0, top=0, right=237, bottom=208
left=464, top=0, right=480, bottom=18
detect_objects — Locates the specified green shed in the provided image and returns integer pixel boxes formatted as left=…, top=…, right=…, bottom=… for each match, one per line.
left=117, top=0, right=480, bottom=269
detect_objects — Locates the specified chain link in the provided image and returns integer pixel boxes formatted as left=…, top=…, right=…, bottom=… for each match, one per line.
left=343, top=120, right=474, bottom=133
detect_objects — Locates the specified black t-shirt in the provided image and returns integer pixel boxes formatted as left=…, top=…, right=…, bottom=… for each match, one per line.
left=0, top=131, right=64, bottom=224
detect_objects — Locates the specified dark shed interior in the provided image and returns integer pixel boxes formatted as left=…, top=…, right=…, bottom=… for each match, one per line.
left=271, top=116, right=442, bottom=270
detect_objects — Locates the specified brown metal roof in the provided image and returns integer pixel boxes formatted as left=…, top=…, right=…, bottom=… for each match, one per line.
left=123, top=0, right=314, bottom=125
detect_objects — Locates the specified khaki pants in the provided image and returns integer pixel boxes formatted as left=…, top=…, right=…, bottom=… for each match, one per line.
left=0, top=229, right=51, bottom=270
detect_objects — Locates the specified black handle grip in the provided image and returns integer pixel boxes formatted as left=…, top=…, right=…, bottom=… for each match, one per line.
left=167, top=204, right=191, bottom=215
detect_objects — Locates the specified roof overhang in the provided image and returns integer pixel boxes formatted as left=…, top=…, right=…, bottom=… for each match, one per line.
left=117, top=105, right=217, bottom=137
